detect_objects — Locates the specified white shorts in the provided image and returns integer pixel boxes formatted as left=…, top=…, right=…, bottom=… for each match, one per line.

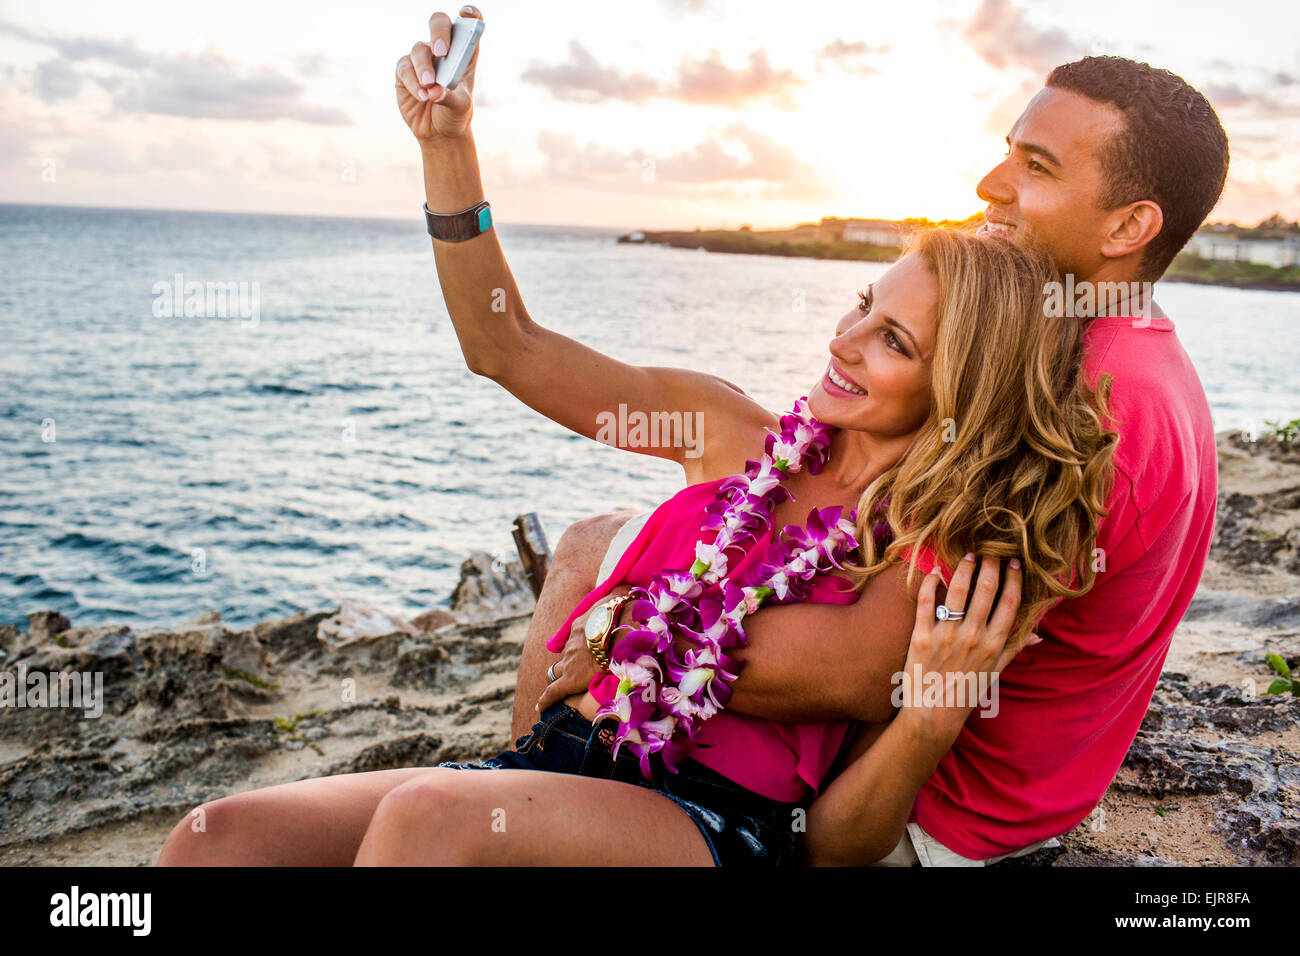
left=596, top=511, right=1059, bottom=867
left=874, top=824, right=1058, bottom=867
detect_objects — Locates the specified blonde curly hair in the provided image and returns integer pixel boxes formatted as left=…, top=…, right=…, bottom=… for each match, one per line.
left=848, top=226, right=1119, bottom=649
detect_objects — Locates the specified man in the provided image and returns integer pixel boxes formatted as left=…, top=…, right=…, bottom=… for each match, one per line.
left=517, top=55, right=1228, bottom=865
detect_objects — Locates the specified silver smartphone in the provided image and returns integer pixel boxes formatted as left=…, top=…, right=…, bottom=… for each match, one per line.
left=435, top=16, right=485, bottom=90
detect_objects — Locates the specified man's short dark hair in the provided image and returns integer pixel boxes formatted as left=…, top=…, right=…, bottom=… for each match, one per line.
left=1046, top=56, right=1229, bottom=281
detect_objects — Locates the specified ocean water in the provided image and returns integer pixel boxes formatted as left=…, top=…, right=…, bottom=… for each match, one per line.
left=1, top=203, right=1296, bottom=632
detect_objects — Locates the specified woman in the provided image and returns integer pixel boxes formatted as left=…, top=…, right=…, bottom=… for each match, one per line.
left=156, top=7, right=1115, bottom=867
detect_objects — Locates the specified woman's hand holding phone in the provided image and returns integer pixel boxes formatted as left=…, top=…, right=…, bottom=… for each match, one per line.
left=395, top=7, right=484, bottom=145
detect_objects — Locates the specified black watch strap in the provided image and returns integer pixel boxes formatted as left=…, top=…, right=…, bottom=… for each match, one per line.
left=423, top=200, right=493, bottom=242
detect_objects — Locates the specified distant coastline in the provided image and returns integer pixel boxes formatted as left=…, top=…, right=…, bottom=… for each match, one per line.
left=620, top=219, right=1300, bottom=293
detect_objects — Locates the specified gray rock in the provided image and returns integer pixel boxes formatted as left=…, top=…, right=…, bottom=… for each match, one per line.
left=411, top=608, right=457, bottom=633
left=254, top=609, right=335, bottom=663
left=450, top=552, right=536, bottom=623
left=0, top=623, right=19, bottom=659
left=26, top=611, right=71, bottom=644
left=219, top=628, right=269, bottom=681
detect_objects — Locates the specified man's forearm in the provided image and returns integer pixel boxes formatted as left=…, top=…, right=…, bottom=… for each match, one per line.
left=723, top=569, right=915, bottom=723
left=420, top=134, right=532, bottom=380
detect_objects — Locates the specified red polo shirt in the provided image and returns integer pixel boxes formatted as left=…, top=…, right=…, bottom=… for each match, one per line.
left=903, top=312, right=1218, bottom=859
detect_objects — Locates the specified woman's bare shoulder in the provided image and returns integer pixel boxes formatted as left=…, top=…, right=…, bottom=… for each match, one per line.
left=679, top=377, right=781, bottom=485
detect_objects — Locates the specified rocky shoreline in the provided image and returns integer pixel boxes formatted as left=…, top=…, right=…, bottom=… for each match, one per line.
left=621, top=228, right=1300, bottom=291
left=1, top=432, right=1296, bottom=866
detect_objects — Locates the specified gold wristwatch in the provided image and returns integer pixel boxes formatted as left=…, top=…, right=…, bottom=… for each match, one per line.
left=584, top=594, right=631, bottom=672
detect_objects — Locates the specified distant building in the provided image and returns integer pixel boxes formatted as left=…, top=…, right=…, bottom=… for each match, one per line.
left=839, top=218, right=903, bottom=246
left=1184, top=232, right=1300, bottom=268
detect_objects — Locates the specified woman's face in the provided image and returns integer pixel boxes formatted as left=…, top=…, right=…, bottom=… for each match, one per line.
left=807, top=252, right=938, bottom=439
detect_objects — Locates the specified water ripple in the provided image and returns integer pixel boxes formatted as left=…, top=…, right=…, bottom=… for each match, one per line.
left=2, top=202, right=1296, bottom=631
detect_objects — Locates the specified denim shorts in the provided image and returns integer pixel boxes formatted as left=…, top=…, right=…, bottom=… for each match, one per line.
left=437, top=703, right=804, bottom=866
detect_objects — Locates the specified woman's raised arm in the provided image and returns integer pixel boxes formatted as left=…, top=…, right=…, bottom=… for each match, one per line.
left=397, top=9, right=766, bottom=475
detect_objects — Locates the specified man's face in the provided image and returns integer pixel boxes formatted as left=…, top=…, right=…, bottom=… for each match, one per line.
left=975, top=87, right=1129, bottom=280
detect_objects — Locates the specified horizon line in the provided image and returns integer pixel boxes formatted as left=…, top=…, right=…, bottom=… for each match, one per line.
left=0, top=198, right=1281, bottom=233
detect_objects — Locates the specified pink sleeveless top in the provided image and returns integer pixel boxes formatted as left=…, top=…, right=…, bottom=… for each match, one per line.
left=547, top=477, right=859, bottom=803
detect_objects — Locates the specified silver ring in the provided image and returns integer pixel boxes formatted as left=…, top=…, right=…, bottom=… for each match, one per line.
left=935, top=604, right=965, bottom=622
left=547, top=663, right=559, bottom=683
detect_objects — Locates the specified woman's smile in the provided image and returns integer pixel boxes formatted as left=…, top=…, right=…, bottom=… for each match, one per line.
left=823, top=360, right=868, bottom=397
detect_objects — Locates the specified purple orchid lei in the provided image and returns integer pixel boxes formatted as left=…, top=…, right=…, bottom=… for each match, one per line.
left=593, top=397, right=861, bottom=779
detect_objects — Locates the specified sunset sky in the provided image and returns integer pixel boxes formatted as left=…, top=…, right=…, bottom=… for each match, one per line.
left=1, top=0, right=1297, bottom=229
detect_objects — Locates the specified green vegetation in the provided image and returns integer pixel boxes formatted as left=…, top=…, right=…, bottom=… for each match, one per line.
left=273, top=710, right=326, bottom=756
left=632, top=216, right=1300, bottom=291
left=1164, top=253, right=1300, bottom=290
left=222, top=666, right=281, bottom=690
left=1201, top=213, right=1300, bottom=240
left=1265, top=417, right=1300, bottom=442
left=637, top=228, right=903, bottom=263
left=272, top=709, right=322, bottom=732
left=1262, top=653, right=1298, bottom=697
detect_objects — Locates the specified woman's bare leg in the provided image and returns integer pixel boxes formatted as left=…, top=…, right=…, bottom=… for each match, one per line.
left=510, top=511, right=636, bottom=741
left=156, top=767, right=435, bottom=866
left=353, top=767, right=714, bottom=866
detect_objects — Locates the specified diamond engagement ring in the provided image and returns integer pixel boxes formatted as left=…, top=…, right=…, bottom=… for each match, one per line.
left=935, top=604, right=965, bottom=622
left=547, top=663, right=559, bottom=683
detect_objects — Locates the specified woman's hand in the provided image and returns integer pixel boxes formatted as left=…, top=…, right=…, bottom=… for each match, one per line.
left=395, top=7, right=483, bottom=144
left=896, top=554, right=1036, bottom=744
left=535, top=623, right=600, bottom=714
left=802, top=554, right=1036, bottom=865
left=535, top=585, right=635, bottom=714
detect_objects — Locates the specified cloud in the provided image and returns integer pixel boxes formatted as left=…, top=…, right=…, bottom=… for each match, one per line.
left=151, top=133, right=221, bottom=172
left=0, top=20, right=349, bottom=125
left=33, top=59, right=81, bottom=102
left=257, top=139, right=313, bottom=180
left=983, top=78, right=1039, bottom=135
left=657, top=124, right=812, bottom=183
left=0, top=86, right=63, bottom=169
left=520, top=41, right=662, bottom=103
left=961, top=0, right=1082, bottom=78
left=295, top=54, right=329, bottom=79
left=1202, top=81, right=1300, bottom=120
left=536, top=129, right=644, bottom=182
left=536, top=122, right=821, bottom=197
left=1215, top=176, right=1300, bottom=223
left=111, top=55, right=351, bottom=124
left=62, top=137, right=140, bottom=176
left=817, top=38, right=889, bottom=75
left=1203, top=82, right=1253, bottom=109
left=673, top=48, right=799, bottom=106
left=521, top=42, right=800, bottom=107
left=0, top=113, right=34, bottom=167
left=0, top=20, right=150, bottom=69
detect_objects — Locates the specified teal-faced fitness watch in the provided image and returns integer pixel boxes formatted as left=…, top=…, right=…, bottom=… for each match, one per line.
left=423, top=200, right=493, bottom=242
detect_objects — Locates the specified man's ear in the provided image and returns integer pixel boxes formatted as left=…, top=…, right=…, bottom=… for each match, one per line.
left=1099, top=199, right=1163, bottom=260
